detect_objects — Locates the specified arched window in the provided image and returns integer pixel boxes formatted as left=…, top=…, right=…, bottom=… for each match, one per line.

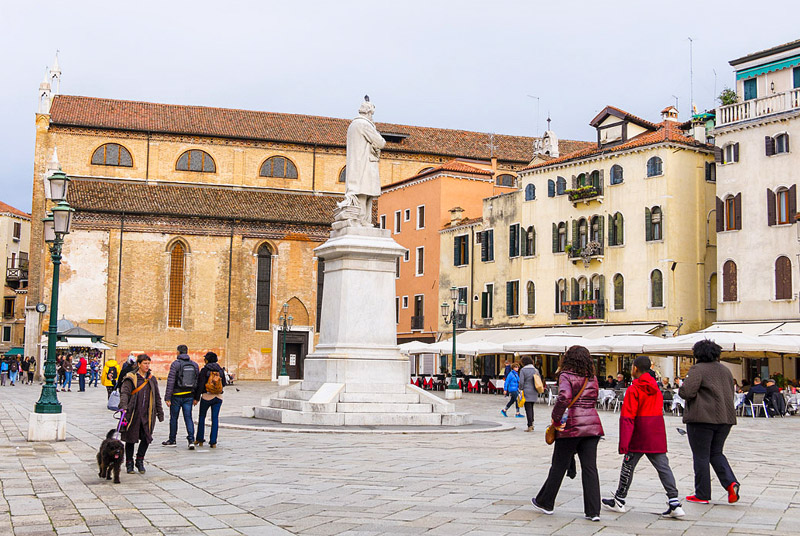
left=168, top=242, right=186, bottom=328
left=590, top=215, right=603, bottom=244
left=558, top=222, right=567, bottom=252
left=723, top=142, right=739, bottom=164
left=260, top=156, right=298, bottom=179
left=777, top=188, right=791, bottom=224
left=646, top=206, right=663, bottom=241
left=556, top=176, right=566, bottom=195
left=650, top=269, right=663, bottom=307
left=525, top=183, right=536, bottom=201
left=338, top=166, right=347, bottom=183
left=526, top=282, right=535, bottom=314
left=91, top=143, right=133, bottom=167
left=547, top=179, right=555, bottom=197
left=589, top=170, right=600, bottom=188
left=610, top=164, right=623, bottom=185
left=555, top=279, right=566, bottom=313
left=496, top=174, right=515, bottom=187
left=176, top=150, right=215, bottom=172
left=613, top=274, right=624, bottom=310
left=255, top=244, right=273, bottom=330
left=708, top=273, right=717, bottom=310
left=578, top=218, right=588, bottom=248
left=775, top=133, right=790, bottom=154
left=776, top=256, right=792, bottom=300
left=725, top=195, right=737, bottom=230
left=523, top=226, right=535, bottom=256
left=577, top=173, right=588, bottom=187
left=646, top=156, right=663, bottom=177
left=722, top=260, right=737, bottom=302
left=578, top=276, right=589, bottom=300
left=609, top=212, right=624, bottom=246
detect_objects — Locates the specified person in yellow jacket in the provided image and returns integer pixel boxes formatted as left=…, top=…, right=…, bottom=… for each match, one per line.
left=101, top=358, right=120, bottom=399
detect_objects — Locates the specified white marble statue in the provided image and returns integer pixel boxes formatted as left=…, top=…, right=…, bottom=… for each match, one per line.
left=336, top=96, right=386, bottom=226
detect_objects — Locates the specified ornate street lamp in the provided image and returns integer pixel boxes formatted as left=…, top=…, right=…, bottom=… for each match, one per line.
left=278, top=303, right=293, bottom=380
left=35, top=170, right=74, bottom=415
left=441, top=286, right=467, bottom=391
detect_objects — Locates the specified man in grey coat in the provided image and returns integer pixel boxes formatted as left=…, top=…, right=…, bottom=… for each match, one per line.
left=162, top=344, right=200, bottom=449
left=518, top=356, right=543, bottom=432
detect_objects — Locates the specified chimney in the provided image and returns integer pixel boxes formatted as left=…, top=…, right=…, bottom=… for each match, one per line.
left=661, top=106, right=679, bottom=122
left=691, top=117, right=707, bottom=143
left=449, top=206, right=465, bottom=226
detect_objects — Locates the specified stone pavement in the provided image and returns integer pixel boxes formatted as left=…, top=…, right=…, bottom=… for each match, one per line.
left=1, top=381, right=800, bottom=535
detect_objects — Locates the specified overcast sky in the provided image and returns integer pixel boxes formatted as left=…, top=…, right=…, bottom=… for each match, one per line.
left=1, top=1, right=796, bottom=212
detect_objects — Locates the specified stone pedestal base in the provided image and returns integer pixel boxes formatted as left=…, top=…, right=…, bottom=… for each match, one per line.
left=445, top=389, right=463, bottom=400
left=27, top=412, right=66, bottom=441
left=277, top=375, right=290, bottom=387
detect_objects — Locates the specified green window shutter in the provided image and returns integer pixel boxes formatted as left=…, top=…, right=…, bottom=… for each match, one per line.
left=597, top=215, right=604, bottom=247
left=481, top=232, right=488, bottom=261
left=645, top=207, right=652, bottom=241
left=608, top=214, right=614, bottom=245
left=506, top=282, right=513, bottom=315
left=598, top=275, right=605, bottom=305
left=572, top=220, right=579, bottom=249
left=571, top=278, right=579, bottom=301
left=454, top=237, right=460, bottom=266
left=481, top=292, right=488, bottom=318
left=464, top=236, right=469, bottom=265
left=488, top=231, right=494, bottom=261
left=531, top=227, right=536, bottom=255
left=552, top=223, right=558, bottom=253
left=617, top=213, right=624, bottom=245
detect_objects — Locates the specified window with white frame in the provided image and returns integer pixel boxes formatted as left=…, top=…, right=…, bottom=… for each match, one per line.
left=416, top=246, right=424, bottom=276
left=404, top=249, right=410, bottom=262
left=404, top=209, right=411, bottom=222
left=417, top=205, right=425, bottom=229
left=402, top=296, right=409, bottom=308
left=379, top=214, right=386, bottom=229
left=394, top=211, right=401, bottom=234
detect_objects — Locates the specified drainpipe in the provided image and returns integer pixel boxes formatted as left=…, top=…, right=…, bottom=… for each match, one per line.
left=145, top=132, right=151, bottom=183
left=115, top=213, right=124, bottom=336
left=226, top=219, right=234, bottom=338
left=311, top=144, right=317, bottom=192
left=470, top=225, right=475, bottom=328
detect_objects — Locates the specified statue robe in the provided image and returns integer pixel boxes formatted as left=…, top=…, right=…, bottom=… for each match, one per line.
left=345, top=116, right=386, bottom=198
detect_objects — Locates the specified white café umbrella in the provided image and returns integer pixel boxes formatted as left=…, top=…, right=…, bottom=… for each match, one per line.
left=398, top=340, right=432, bottom=355
left=407, top=340, right=482, bottom=356
left=641, top=330, right=789, bottom=356
left=582, top=331, right=662, bottom=354
left=504, top=332, right=593, bottom=354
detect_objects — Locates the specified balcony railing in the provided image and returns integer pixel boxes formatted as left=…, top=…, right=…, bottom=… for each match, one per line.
left=567, top=241, right=604, bottom=263
left=411, top=315, right=424, bottom=331
left=6, top=258, right=28, bottom=283
left=716, top=89, right=800, bottom=127
left=566, top=184, right=603, bottom=203
left=561, top=299, right=605, bottom=321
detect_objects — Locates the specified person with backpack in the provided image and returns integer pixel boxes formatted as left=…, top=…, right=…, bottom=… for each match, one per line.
left=501, top=363, right=523, bottom=418
left=193, top=352, right=227, bottom=448
left=9, top=357, right=19, bottom=386
left=519, top=356, right=544, bottom=432
left=27, top=356, right=36, bottom=384
left=20, top=356, right=29, bottom=385
left=163, top=344, right=199, bottom=449
left=102, top=357, right=120, bottom=398
left=602, top=356, right=685, bottom=518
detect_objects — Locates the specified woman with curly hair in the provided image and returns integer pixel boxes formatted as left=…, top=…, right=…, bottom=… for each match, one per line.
left=531, top=345, right=603, bottom=521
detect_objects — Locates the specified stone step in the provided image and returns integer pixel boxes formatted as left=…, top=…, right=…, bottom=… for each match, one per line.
left=342, top=383, right=408, bottom=394
left=339, top=392, right=420, bottom=404
left=342, top=412, right=443, bottom=426
left=268, top=398, right=338, bottom=413
left=282, top=390, right=316, bottom=401
left=335, top=402, right=433, bottom=413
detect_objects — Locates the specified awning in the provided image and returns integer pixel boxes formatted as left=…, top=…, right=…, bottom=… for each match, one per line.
left=736, top=54, right=800, bottom=80
left=4, top=347, right=23, bottom=356
left=452, top=323, right=664, bottom=347
left=55, top=338, right=112, bottom=350
left=702, top=322, right=786, bottom=336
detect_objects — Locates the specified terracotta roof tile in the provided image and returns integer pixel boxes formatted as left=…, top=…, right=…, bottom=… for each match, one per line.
left=67, top=179, right=340, bottom=226
left=50, top=95, right=591, bottom=163
left=523, top=119, right=710, bottom=171
left=383, top=159, right=495, bottom=189
left=0, top=201, right=30, bottom=219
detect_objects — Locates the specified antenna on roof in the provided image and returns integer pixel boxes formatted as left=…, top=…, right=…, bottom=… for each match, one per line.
left=546, top=114, right=551, bottom=131
left=688, top=37, right=694, bottom=119
left=713, top=68, right=717, bottom=104
left=671, top=95, right=679, bottom=112
left=527, top=95, right=540, bottom=136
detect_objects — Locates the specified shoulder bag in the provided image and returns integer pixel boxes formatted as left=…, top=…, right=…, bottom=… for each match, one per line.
left=545, top=378, right=588, bottom=445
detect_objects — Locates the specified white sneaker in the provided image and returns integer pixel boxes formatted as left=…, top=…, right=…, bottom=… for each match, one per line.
left=662, top=503, right=685, bottom=518
left=601, top=497, right=626, bottom=513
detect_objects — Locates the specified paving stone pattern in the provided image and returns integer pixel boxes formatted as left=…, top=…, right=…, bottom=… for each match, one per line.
left=1, top=381, right=800, bottom=535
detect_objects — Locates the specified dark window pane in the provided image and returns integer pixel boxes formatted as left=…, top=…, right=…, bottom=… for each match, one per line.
left=177, top=152, right=189, bottom=170
left=105, top=144, right=119, bottom=165
left=286, top=160, right=298, bottom=179
left=260, top=159, right=272, bottom=177
left=274, top=157, right=286, bottom=178
left=339, top=167, right=346, bottom=183
left=91, top=147, right=105, bottom=165
left=119, top=146, right=133, bottom=167
left=189, top=150, right=203, bottom=172
left=203, top=153, right=215, bottom=172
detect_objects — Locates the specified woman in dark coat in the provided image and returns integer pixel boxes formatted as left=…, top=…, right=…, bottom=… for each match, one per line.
left=119, top=354, right=164, bottom=474
left=532, top=345, right=604, bottom=521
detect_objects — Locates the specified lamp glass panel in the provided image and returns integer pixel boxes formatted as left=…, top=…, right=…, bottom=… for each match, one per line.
left=49, top=174, right=68, bottom=201
left=449, top=287, right=458, bottom=300
left=43, top=219, right=56, bottom=242
left=441, top=302, right=449, bottom=318
left=53, top=208, right=71, bottom=234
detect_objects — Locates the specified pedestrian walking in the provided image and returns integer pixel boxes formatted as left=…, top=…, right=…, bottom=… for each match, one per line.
left=0, top=358, right=8, bottom=386
left=76, top=354, right=88, bottom=392
left=518, top=356, right=543, bottom=431
left=101, top=357, right=119, bottom=398
left=163, top=344, right=199, bottom=449
left=89, top=357, right=99, bottom=387
left=119, top=354, right=164, bottom=474
left=532, top=345, right=604, bottom=521
left=193, top=351, right=227, bottom=448
left=28, top=356, right=36, bottom=384
left=679, top=340, right=740, bottom=505
left=56, top=356, right=65, bottom=388
left=602, top=356, right=685, bottom=518
left=61, top=355, right=73, bottom=391
left=116, top=354, right=137, bottom=391
left=20, top=356, right=29, bottom=384
left=501, top=363, right=523, bottom=418
left=9, top=358, right=19, bottom=386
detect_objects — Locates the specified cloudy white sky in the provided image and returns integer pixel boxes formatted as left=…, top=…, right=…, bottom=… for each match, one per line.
left=0, top=1, right=796, bottom=212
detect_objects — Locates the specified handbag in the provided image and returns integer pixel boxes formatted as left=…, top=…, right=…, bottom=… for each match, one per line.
left=534, top=372, right=545, bottom=394
left=517, top=391, right=525, bottom=407
left=545, top=378, right=588, bottom=445
left=107, top=390, right=121, bottom=411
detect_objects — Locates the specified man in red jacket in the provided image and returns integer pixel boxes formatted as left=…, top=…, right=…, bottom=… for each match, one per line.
left=602, top=356, right=684, bottom=518
left=76, top=354, right=88, bottom=392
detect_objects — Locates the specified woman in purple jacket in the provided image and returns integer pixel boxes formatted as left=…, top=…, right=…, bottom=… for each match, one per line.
left=532, top=345, right=604, bottom=521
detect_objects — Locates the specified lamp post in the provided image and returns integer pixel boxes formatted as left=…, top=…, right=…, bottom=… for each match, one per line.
left=278, top=303, right=293, bottom=385
left=441, top=286, right=467, bottom=392
left=34, top=170, right=74, bottom=415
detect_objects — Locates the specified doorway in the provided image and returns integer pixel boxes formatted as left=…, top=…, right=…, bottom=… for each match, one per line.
left=277, top=331, right=309, bottom=380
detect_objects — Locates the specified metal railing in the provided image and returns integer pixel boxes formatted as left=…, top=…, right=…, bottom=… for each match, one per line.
left=411, top=315, right=424, bottom=331
left=716, top=89, right=800, bottom=127
left=6, top=258, right=28, bottom=282
left=561, top=299, right=605, bottom=321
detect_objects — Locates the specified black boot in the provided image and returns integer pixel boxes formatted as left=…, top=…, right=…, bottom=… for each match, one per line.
left=126, top=460, right=135, bottom=474
left=135, top=457, right=146, bottom=474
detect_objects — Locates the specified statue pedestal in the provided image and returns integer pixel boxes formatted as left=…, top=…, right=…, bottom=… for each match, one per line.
left=27, top=412, right=66, bottom=441
left=250, top=223, right=471, bottom=426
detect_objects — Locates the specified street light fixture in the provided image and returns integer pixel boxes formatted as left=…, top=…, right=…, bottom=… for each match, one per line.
left=34, top=170, right=74, bottom=415
left=441, top=286, right=467, bottom=391
left=278, top=303, right=294, bottom=380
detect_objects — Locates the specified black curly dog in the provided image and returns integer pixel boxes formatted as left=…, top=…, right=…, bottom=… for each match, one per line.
left=97, top=429, right=124, bottom=483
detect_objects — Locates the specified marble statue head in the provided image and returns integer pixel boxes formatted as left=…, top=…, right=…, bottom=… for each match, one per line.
left=358, top=98, right=375, bottom=120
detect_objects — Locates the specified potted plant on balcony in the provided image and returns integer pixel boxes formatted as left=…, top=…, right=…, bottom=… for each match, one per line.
left=566, top=185, right=599, bottom=202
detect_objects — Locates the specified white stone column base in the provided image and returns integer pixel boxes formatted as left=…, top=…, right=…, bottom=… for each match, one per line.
left=27, top=412, right=66, bottom=441
left=277, top=375, right=290, bottom=387
left=444, top=389, right=462, bottom=400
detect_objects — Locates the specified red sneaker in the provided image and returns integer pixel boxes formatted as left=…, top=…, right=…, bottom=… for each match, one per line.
left=727, top=482, right=740, bottom=504
left=685, top=495, right=709, bottom=504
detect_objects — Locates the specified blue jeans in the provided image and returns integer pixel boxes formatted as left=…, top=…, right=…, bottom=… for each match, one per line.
left=9, top=371, right=17, bottom=384
left=90, top=370, right=99, bottom=387
left=62, top=371, right=72, bottom=389
left=196, top=397, right=222, bottom=445
left=78, top=373, right=86, bottom=391
left=169, top=395, right=195, bottom=443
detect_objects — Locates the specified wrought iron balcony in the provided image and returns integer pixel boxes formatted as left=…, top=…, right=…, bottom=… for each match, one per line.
left=566, top=241, right=604, bottom=264
left=561, top=299, right=605, bottom=322
left=6, top=257, right=28, bottom=283
left=716, top=89, right=800, bottom=127
left=566, top=184, right=603, bottom=204
left=411, top=315, right=424, bottom=331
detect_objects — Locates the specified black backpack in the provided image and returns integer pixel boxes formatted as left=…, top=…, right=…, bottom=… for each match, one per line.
left=107, top=365, right=118, bottom=382
left=175, top=361, right=197, bottom=390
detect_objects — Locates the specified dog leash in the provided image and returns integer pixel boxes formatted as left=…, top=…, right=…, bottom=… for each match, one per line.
left=113, top=409, right=127, bottom=441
